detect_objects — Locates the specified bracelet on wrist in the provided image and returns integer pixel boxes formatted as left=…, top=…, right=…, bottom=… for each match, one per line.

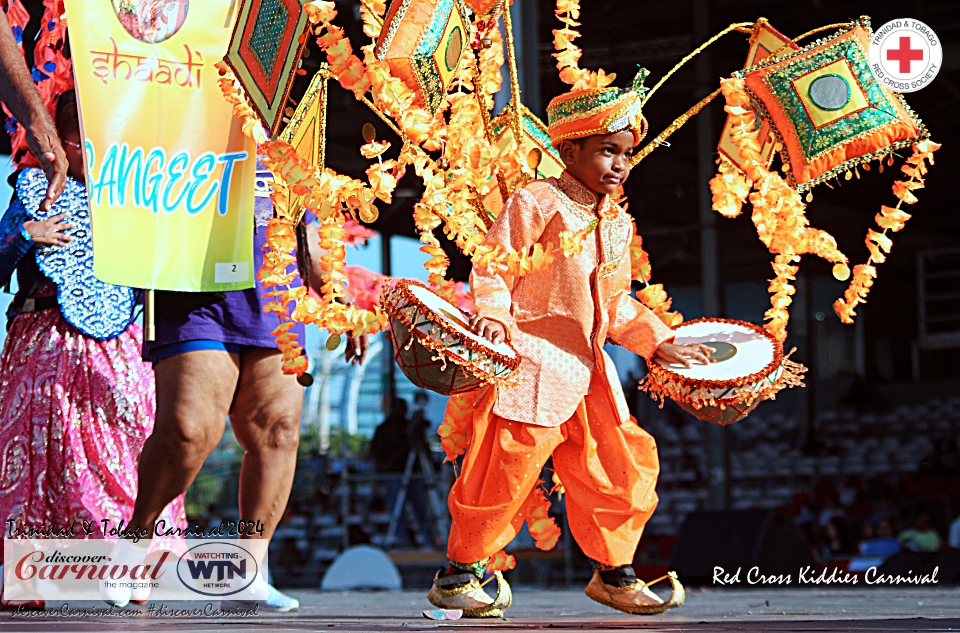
left=20, top=226, right=33, bottom=242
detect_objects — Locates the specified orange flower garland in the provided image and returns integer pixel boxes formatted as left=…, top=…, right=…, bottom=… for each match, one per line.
left=719, top=76, right=850, bottom=342
left=629, top=223, right=683, bottom=328
left=218, top=66, right=391, bottom=374
left=833, top=140, right=940, bottom=323
left=709, top=160, right=752, bottom=219
left=522, top=482, right=562, bottom=551
left=486, top=549, right=517, bottom=573
left=438, top=391, right=476, bottom=463
left=552, top=0, right=615, bottom=90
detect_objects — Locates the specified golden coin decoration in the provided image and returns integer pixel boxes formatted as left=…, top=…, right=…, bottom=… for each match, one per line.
left=297, top=373, right=315, bottom=387
left=326, top=333, right=342, bottom=351
left=359, top=206, right=379, bottom=223
left=832, top=263, right=851, bottom=281
left=527, top=147, right=542, bottom=171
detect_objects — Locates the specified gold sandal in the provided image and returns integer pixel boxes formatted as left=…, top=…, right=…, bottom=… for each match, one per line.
left=584, top=570, right=685, bottom=615
left=427, top=570, right=512, bottom=618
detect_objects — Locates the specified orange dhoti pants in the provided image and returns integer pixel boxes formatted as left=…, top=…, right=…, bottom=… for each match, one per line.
left=447, top=369, right=660, bottom=567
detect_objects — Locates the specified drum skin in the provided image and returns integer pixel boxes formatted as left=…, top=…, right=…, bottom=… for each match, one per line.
left=640, top=317, right=805, bottom=426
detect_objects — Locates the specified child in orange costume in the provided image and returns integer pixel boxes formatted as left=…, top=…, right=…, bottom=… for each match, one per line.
left=427, top=70, right=712, bottom=617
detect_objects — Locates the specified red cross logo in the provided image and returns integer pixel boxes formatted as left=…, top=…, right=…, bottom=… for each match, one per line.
left=886, top=36, right=924, bottom=74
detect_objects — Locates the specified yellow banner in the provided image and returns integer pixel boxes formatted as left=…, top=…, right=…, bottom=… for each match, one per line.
left=63, top=0, right=255, bottom=291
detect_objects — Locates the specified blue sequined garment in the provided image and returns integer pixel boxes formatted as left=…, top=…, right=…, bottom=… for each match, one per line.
left=10, top=169, right=136, bottom=340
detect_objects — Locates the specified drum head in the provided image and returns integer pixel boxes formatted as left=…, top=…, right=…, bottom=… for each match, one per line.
left=407, top=284, right=517, bottom=359
left=654, top=319, right=775, bottom=381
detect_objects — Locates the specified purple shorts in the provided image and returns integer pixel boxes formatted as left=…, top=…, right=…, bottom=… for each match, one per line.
left=142, top=163, right=309, bottom=360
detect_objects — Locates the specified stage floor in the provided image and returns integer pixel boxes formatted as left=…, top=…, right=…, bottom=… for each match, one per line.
left=1, top=587, right=958, bottom=632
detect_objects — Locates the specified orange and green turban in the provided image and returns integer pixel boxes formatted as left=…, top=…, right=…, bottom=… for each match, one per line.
left=547, top=67, right=650, bottom=148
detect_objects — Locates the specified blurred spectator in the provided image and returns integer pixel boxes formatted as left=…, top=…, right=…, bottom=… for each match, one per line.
left=408, top=391, right=432, bottom=456
left=370, top=396, right=437, bottom=548
left=371, top=397, right=410, bottom=474
left=819, top=517, right=854, bottom=560
left=817, top=494, right=845, bottom=529
left=837, top=476, right=861, bottom=508
left=948, top=513, right=960, bottom=550
left=898, top=512, right=943, bottom=553
left=859, top=517, right=901, bottom=558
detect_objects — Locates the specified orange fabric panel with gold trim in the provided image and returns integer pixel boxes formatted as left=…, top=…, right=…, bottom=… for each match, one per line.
left=717, top=19, right=797, bottom=172
left=279, top=70, right=328, bottom=169
left=374, top=0, right=469, bottom=114
left=465, top=0, right=500, bottom=15
left=739, top=19, right=927, bottom=191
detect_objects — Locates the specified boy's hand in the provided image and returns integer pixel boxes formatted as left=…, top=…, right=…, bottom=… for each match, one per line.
left=654, top=342, right=714, bottom=368
left=469, top=314, right=508, bottom=344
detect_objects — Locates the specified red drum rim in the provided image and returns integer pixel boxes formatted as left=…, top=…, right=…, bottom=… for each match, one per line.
left=382, top=279, right=522, bottom=372
left=647, top=317, right=784, bottom=391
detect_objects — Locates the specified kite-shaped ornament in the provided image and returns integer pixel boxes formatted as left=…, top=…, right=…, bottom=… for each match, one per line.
left=738, top=17, right=927, bottom=191
left=491, top=103, right=565, bottom=181
left=717, top=19, right=798, bottom=172
left=225, top=0, right=313, bottom=136
left=374, top=0, right=470, bottom=114
left=279, top=69, right=329, bottom=169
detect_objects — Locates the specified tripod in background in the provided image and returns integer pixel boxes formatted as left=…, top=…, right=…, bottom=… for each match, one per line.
left=383, top=406, right=448, bottom=550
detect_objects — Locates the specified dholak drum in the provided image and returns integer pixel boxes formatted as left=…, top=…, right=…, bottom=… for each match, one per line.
left=381, top=280, right=521, bottom=396
left=640, top=318, right=805, bottom=425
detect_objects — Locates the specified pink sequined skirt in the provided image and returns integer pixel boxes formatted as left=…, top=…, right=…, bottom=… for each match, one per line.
left=0, top=307, right=185, bottom=537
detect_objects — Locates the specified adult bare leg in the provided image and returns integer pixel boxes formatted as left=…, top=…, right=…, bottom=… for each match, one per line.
left=128, top=350, right=240, bottom=535
left=101, top=351, right=240, bottom=607
left=219, top=347, right=303, bottom=612
left=228, top=347, right=303, bottom=544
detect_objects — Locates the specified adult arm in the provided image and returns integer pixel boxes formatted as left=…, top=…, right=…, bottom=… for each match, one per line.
left=0, top=11, right=67, bottom=211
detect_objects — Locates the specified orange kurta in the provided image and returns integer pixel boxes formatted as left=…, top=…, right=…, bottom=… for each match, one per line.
left=449, top=173, right=671, bottom=567
left=471, top=172, right=673, bottom=427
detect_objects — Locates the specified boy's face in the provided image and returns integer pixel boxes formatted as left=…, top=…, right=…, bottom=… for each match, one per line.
left=558, top=129, right=635, bottom=196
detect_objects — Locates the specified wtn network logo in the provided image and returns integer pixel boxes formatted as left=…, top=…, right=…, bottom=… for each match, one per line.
left=176, top=542, right=259, bottom=597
